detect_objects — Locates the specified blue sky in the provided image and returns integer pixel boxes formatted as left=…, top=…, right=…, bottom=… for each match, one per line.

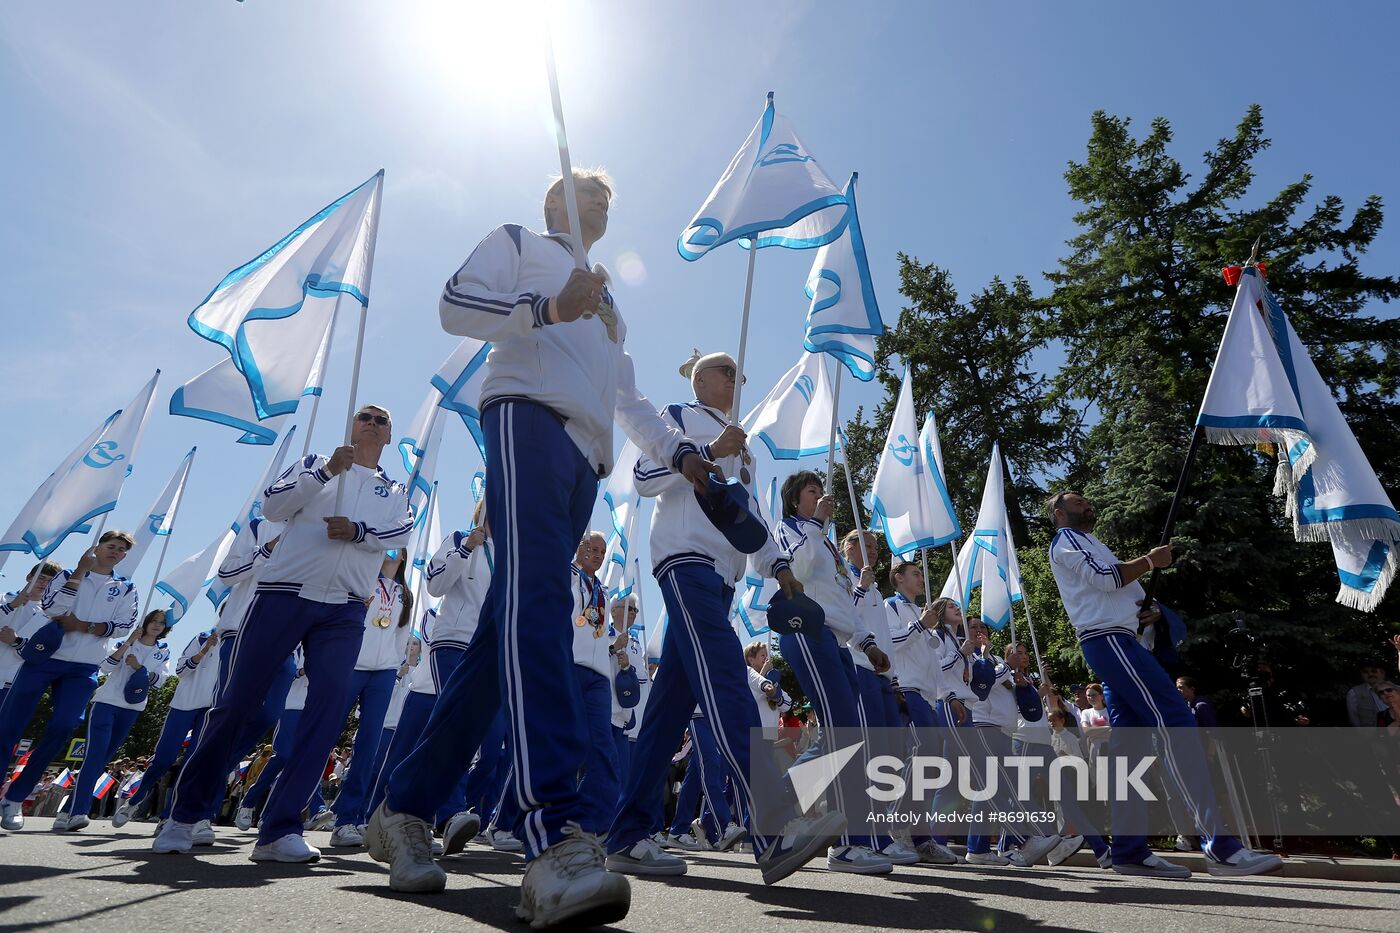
left=3, top=1, right=1397, bottom=658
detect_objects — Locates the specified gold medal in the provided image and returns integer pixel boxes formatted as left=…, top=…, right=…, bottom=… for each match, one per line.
left=373, top=614, right=391, bottom=629
left=576, top=615, right=589, bottom=627
left=593, top=627, right=603, bottom=639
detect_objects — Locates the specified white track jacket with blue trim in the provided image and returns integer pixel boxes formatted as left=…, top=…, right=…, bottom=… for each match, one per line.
left=259, top=455, right=413, bottom=604
left=43, top=570, right=139, bottom=667
left=1048, top=527, right=1142, bottom=640
left=438, top=224, right=696, bottom=478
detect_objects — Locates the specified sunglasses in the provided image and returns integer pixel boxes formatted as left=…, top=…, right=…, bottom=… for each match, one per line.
left=1380, top=687, right=1397, bottom=695
left=698, top=364, right=746, bottom=384
left=355, top=412, right=390, bottom=426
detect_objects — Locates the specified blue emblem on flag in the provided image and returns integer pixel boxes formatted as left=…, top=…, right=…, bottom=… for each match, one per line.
left=83, top=441, right=125, bottom=470
left=887, top=434, right=917, bottom=467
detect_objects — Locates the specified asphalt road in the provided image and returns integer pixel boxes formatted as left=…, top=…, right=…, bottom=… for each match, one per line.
left=1, top=818, right=1398, bottom=932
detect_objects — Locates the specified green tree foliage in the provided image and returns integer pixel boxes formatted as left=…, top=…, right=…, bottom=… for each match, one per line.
left=120, top=678, right=179, bottom=759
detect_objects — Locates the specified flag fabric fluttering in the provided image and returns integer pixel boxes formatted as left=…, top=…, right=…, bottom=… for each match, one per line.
left=678, top=92, right=847, bottom=261
left=801, top=174, right=884, bottom=382
left=428, top=336, right=492, bottom=458
left=21, top=370, right=161, bottom=558
left=941, top=443, right=1020, bottom=629
left=0, top=410, right=119, bottom=569
left=397, top=388, right=448, bottom=523
left=92, top=772, right=116, bottom=799
left=743, top=352, right=836, bottom=460
left=119, top=447, right=197, bottom=575
left=731, top=478, right=781, bottom=639
left=602, top=441, right=644, bottom=601
left=1198, top=267, right=1400, bottom=610
left=869, top=369, right=961, bottom=557
left=407, top=483, right=442, bottom=605
left=171, top=309, right=332, bottom=445
left=182, top=171, right=383, bottom=438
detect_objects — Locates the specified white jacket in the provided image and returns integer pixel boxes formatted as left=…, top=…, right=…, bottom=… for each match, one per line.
left=438, top=224, right=695, bottom=478
left=887, top=597, right=941, bottom=699
left=170, top=630, right=221, bottom=711
left=259, top=454, right=413, bottom=604
left=966, top=654, right=1038, bottom=733
left=848, top=568, right=897, bottom=681
left=938, top=625, right=978, bottom=702
left=610, top=632, right=650, bottom=729
left=774, top=517, right=875, bottom=651
left=284, top=647, right=309, bottom=712
left=384, top=671, right=414, bottom=730
left=634, top=400, right=789, bottom=584
left=354, top=578, right=411, bottom=671
left=748, top=666, right=791, bottom=731
left=42, top=570, right=139, bottom=667
left=570, top=565, right=614, bottom=678
left=93, top=639, right=171, bottom=712
left=215, top=518, right=283, bottom=636
left=424, top=532, right=493, bottom=649
left=409, top=608, right=437, bottom=696
left=0, top=594, right=49, bottom=687
left=1048, top=527, right=1142, bottom=640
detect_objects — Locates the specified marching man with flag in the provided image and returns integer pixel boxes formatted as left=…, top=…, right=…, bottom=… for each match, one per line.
left=604, top=351, right=844, bottom=883
left=365, top=170, right=713, bottom=930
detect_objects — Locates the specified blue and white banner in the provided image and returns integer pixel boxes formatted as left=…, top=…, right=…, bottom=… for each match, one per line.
left=202, top=425, right=299, bottom=611
left=801, top=174, right=884, bottom=381
left=156, top=527, right=235, bottom=623
left=678, top=92, right=847, bottom=261
left=1200, top=268, right=1399, bottom=610
left=22, top=370, right=160, bottom=558
left=731, top=478, right=781, bottom=639
left=397, top=388, right=448, bottom=524
left=407, top=482, right=441, bottom=607
left=941, top=443, right=1019, bottom=629
left=119, top=447, right=197, bottom=575
left=183, top=171, right=383, bottom=436
left=870, top=369, right=961, bottom=557
left=0, top=410, right=118, bottom=570
left=602, top=441, right=644, bottom=601
left=171, top=311, right=331, bottom=445
left=743, top=352, right=835, bottom=460
left=429, top=336, right=491, bottom=458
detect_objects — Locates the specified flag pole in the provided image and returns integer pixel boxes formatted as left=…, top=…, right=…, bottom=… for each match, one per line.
left=331, top=302, right=369, bottom=515
left=836, top=431, right=871, bottom=568
left=543, top=18, right=588, bottom=273
left=730, top=246, right=759, bottom=422
left=140, top=449, right=196, bottom=620
left=920, top=548, right=932, bottom=606
left=300, top=302, right=341, bottom=460
left=822, top=363, right=844, bottom=534
left=1020, top=592, right=1046, bottom=678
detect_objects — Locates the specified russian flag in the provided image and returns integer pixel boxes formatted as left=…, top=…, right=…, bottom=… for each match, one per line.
left=55, top=768, right=73, bottom=788
left=8, top=751, right=30, bottom=783
left=120, top=774, right=143, bottom=799
left=92, top=772, right=116, bottom=799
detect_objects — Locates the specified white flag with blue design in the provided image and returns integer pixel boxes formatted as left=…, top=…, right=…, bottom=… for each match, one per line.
left=398, top=389, right=448, bottom=524
left=678, top=92, right=847, bottom=260
left=602, top=441, right=643, bottom=601
left=801, top=174, right=884, bottom=381
left=156, top=527, right=235, bottom=623
left=1199, top=268, right=1399, bottom=610
left=408, top=482, right=442, bottom=603
left=22, top=370, right=160, bottom=558
left=743, top=352, right=835, bottom=460
left=118, top=447, right=197, bottom=575
left=0, top=410, right=119, bottom=570
left=171, top=310, right=332, bottom=446
left=430, top=336, right=491, bottom=457
left=183, top=171, right=383, bottom=438
left=941, top=443, right=1019, bottom=629
left=870, top=369, right=961, bottom=557
left=731, top=478, right=782, bottom=639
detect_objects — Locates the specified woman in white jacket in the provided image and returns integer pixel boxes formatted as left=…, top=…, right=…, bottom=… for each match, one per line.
left=774, top=471, right=893, bottom=875
left=58, top=609, right=170, bottom=831
left=328, top=551, right=413, bottom=847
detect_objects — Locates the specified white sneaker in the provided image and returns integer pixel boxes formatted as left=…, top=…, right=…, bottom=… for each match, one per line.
left=1011, top=834, right=1061, bottom=867
left=51, top=812, right=72, bottom=832
left=1097, top=850, right=1113, bottom=870
left=365, top=801, right=447, bottom=893
left=65, top=814, right=90, bottom=832
left=1113, top=853, right=1191, bottom=879
left=329, top=823, right=365, bottom=847
left=235, top=807, right=255, bottom=831
left=650, top=831, right=673, bottom=850
left=152, top=820, right=195, bottom=854
left=431, top=839, right=444, bottom=856
left=516, top=824, right=631, bottom=930
left=111, top=801, right=136, bottom=828
left=305, top=809, right=336, bottom=832
left=715, top=822, right=746, bottom=852
left=668, top=832, right=703, bottom=852
left=490, top=829, right=524, bottom=853
left=0, top=799, right=23, bottom=831
left=756, top=810, right=846, bottom=885
left=1046, top=834, right=1086, bottom=867
left=689, top=818, right=713, bottom=850
left=192, top=819, right=216, bottom=846
left=827, top=845, right=895, bottom=875
left=879, top=840, right=921, bottom=865
left=605, top=836, right=688, bottom=876
left=251, top=833, right=321, bottom=863
left=443, top=810, right=481, bottom=856
left=1174, top=834, right=1194, bottom=852
left=1205, top=847, right=1283, bottom=877
left=915, top=840, right=961, bottom=865
left=965, top=850, right=1011, bottom=866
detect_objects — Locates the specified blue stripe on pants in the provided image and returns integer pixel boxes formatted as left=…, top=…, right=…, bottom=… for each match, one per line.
left=0, top=657, right=98, bottom=804
left=780, top=625, right=873, bottom=848
left=66, top=701, right=140, bottom=817
left=130, top=705, right=205, bottom=811
left=490, top=400, right=598, bottom=860
left=170, top=591, right=363, bottom=844
left=607, top=564, right=789, bottom=859
left=573, top=666, right=621, bottom=835
left=331, top=667, right=396, bottom=827
left=1079, top=631, right=1241, bottom=864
